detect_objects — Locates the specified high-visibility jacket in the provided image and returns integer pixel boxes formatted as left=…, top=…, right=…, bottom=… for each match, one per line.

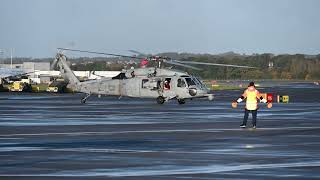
left=242, top=87, right=260, bottom=110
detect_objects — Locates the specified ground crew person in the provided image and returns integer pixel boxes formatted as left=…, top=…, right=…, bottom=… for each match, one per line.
left=235, top=82, right=267, bottom=129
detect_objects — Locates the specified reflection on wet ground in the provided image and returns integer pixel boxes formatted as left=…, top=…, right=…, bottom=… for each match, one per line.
left=0, top=82, right=319, bottom=179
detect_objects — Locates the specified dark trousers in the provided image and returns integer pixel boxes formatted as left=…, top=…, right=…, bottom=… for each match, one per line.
left=242, top=109, right=257, bottom=126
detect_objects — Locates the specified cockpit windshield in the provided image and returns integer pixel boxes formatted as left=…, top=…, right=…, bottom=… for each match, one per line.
left=194, top=77, right=207, bottom=89
left=185, top=78, right=196, bottom=86
left=184, top=76, right=206, bottom=89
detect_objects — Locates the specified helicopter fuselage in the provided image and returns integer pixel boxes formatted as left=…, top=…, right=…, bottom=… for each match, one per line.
left=78, top=68, right=212, bottom=102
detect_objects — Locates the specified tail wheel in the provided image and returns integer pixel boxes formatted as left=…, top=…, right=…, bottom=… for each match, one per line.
left=156, top=96, right=165, bottom=104
left=178, top=99, right=186, bottom=104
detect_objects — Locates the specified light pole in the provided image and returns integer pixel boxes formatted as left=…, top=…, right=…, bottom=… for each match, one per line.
left=10, top=48, right=13, bottom=69
left=0, top=49, right=4, bottom=67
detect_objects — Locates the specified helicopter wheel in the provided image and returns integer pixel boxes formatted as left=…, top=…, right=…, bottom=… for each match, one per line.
left=177, top=99, right=186, bottom=104
left=156, top=96, right=165, bottom=104
left=81, top=93, right=91, bottom=104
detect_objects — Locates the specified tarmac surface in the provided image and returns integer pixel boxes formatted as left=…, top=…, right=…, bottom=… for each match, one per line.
left=0, top=82, right=320, bottom=179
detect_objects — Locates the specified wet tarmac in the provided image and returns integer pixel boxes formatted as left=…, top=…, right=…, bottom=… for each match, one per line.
left=0, top=82, right=320, bottom=179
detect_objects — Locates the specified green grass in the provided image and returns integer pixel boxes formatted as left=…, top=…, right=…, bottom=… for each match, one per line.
left=203, top=81, right=242, bottom=90
left=210, top=85, right=242, bottom=90
left=32, top=84, right=48, bottom=92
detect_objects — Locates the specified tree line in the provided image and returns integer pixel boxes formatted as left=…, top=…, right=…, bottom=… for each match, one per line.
left=70, top=53, right=320, bottom=80
left=183, top=53, right=320, bottom=80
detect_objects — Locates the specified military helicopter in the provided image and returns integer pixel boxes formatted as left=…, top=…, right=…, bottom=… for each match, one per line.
left=53, top=48, right=255, bottom=104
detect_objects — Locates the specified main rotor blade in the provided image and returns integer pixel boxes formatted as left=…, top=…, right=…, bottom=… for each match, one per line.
left=165, top=60, right=201, bottom=70
left=57, top=48, right=139, bottom=59
left=128, top=50, right=148, bottom=57
left=175, top=60, right=257, bottom=68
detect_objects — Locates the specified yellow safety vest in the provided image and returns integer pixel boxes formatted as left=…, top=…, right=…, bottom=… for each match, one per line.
left=244, top=88, right=259, bottom=110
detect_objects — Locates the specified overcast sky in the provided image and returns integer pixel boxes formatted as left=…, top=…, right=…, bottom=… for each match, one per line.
left=0, top=0, right=319, bottom=58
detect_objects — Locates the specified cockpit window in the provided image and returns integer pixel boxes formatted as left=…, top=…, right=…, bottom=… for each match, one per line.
left=192, top=76, right=206, bottom=89
left=142, top=79, right=149, bottom=88
left=185, top=78, right=196, bottom=86
left=177, top=78, right=186, bottom=87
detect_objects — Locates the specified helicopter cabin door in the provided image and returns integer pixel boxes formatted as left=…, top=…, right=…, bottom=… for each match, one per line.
left=139, top=78, right=159, bottom=98
left=175, top=77, right=188, bottom=98
left=162, top=77, right=176, bottom=99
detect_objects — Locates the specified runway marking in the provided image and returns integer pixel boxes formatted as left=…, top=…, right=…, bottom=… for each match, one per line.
left=0, top=146, right=307, bottom=158
left=1, top=161, right=319, bottom=177
left=43, top=148, right=306, bottom=157
left=0, top=126, right=319, bottom=137
left=0, top=129, right=220, bottom=137
left=0, top=147, right=45, bottom=152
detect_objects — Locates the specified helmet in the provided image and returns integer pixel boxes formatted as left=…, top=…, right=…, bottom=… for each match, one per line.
left=248, top=81, right=255, bottom=87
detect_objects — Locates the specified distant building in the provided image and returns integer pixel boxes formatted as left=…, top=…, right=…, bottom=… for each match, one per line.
left=22, top=62, right=51, bottom=83
left=305, top=55, right=317, bottom=59
left=0, top=62, right=50, bottom=72
left=268, top=61, right=274, bottom=69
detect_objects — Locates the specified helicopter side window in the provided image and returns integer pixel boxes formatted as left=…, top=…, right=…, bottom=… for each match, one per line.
left=185, top=78, right=196, bottom=87
left=177, top=78, right=186, bottom=88
left=142, top=79, right=149, bottom=88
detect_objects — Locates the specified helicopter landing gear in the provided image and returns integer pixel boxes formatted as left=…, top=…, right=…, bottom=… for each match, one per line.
left=81, top=93, right=91, bottom=104
left=177, top=99, right=186, bottom=104
left=156, top=96, right=165, bottom=104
